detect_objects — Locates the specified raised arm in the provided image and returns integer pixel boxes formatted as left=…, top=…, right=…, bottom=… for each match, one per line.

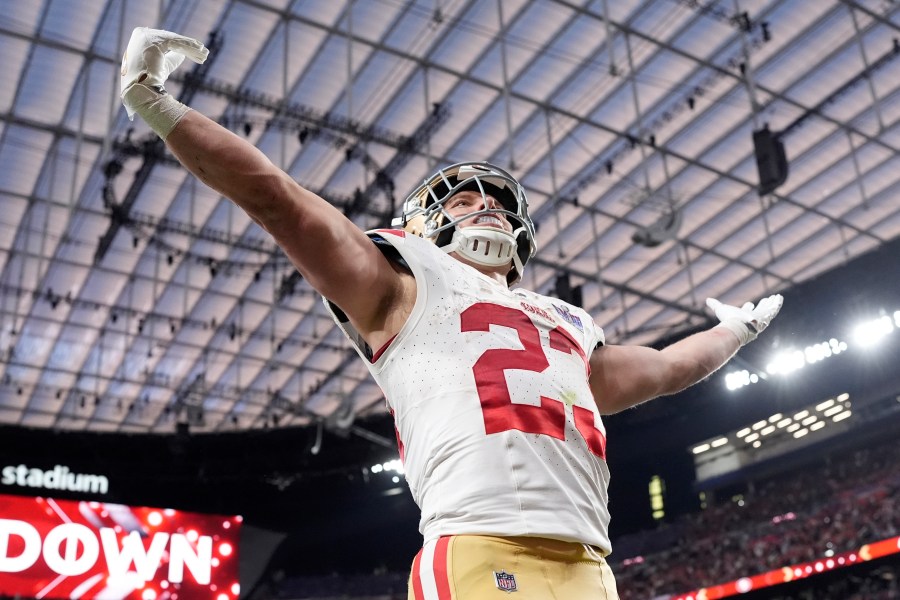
left=120, top=28, right=410, bottom=345
left=589, top=295, right=783, bottom=414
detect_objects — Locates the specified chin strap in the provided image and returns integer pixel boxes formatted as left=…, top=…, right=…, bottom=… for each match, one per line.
left=442, top=227, right=524, bottom=278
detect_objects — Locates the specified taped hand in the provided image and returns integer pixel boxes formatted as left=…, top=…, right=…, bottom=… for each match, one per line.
left=120, top=27, right=208, bottom=119
left=706, top=294, right=783, bottom=346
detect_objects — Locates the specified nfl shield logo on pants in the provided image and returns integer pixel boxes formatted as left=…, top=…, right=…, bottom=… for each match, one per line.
left=493, top=570, right=517, bottom=592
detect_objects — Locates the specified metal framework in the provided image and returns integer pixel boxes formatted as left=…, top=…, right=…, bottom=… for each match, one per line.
left=0, top=0, right=897, bottom=438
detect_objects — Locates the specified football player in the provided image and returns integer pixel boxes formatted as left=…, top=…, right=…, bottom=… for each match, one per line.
left=120, top=28, right=782, bottom=599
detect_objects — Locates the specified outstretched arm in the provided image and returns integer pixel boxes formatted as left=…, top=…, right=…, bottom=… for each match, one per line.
left=120, top=28, right=410, bottom=345
left=589, top=295, right=783, bottom=415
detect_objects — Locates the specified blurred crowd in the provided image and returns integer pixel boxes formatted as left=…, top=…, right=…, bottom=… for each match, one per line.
left=610, top=435, right=900, bottom=599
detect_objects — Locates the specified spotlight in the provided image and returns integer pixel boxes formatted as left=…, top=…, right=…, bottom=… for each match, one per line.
left=852, top=315, right=894, bottom=347
left=724, top=370, right=759, bottom=390
left=766, top=350, right=805, bottom=375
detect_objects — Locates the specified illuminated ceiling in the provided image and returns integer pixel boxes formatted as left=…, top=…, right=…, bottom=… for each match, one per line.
left=0, top=0, right=898, bottom=436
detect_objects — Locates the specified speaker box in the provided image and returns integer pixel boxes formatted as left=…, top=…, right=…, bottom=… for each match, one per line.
left=753, top=126, right=789, bottom=196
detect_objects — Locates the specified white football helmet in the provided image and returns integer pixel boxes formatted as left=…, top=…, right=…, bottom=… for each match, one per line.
left=392, top=162, right=536, bottom=285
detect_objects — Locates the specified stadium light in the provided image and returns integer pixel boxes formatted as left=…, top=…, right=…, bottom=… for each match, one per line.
left=724, top=338, right=846, bottom=390
left=370, top=458, right=405, bottom=475
left=724, top=306, right=898, bottom=391
left=823, top=405, right=843, bottom=417
left=853, top=315, right=894, bottom=347
left=766, top=350, right=806, bottom=375
left=692, top=443, right=711, bottom=454
left=832, top=410, right=852, bottom=422
left=692, top=393, right=852, bottom=459
left=816, top=399, right=834, bottom=411
left=725, top=369, right=759, bottom=390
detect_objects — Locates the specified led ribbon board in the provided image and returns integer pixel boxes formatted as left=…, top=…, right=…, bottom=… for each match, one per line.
left=671, top=535, right=900, bottom=599
left=0, top=493, right=241, bottom=600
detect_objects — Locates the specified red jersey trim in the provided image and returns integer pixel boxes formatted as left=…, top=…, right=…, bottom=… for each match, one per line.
left=371, top=335, right=397, bottom=363
left=373, top=228, right=406, bottom=237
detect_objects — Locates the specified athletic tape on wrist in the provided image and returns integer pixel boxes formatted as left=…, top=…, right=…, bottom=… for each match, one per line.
left=123, top=83, right=191, bottom=140
left=715, top=319, right=756, bottom=346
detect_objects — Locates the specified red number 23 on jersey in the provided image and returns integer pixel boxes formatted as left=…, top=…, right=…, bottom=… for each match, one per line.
left=460, top=302, right=607, bottom=459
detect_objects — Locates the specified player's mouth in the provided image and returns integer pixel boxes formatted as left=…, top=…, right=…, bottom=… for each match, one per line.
left=472, top=215, right=509, bottom=231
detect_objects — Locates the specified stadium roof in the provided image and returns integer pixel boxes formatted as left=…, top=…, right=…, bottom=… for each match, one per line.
left=0, top=0, right=898, bottom=437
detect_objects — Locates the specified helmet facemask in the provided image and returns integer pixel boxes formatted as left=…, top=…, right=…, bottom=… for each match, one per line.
left=392, top=162, right=536, bottom=285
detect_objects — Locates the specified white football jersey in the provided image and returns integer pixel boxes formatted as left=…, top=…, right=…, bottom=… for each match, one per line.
left=327, top=230, right=612, bottom=552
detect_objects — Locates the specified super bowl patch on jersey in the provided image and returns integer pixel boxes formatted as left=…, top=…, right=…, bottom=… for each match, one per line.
left=552, top=304, right=583, bottom=331
left=493, top=570, right=518, bottom=592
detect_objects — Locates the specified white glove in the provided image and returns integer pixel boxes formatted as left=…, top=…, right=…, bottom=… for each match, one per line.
left=120, top=27, right=208, bottom=137
left=706, top=294, right=783, bottom=346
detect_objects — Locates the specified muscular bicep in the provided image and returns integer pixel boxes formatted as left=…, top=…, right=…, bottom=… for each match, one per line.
left=165, top=111, right=408, bottom=339
left=588, top=345, right=671, bottom=415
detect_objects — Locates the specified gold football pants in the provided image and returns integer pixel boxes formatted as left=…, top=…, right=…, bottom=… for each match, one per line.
left=408, top=535, right=620, bottom=600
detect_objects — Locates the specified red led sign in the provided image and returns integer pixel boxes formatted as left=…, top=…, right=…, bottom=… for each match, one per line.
left=0, top=493, right=241, bottom=600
